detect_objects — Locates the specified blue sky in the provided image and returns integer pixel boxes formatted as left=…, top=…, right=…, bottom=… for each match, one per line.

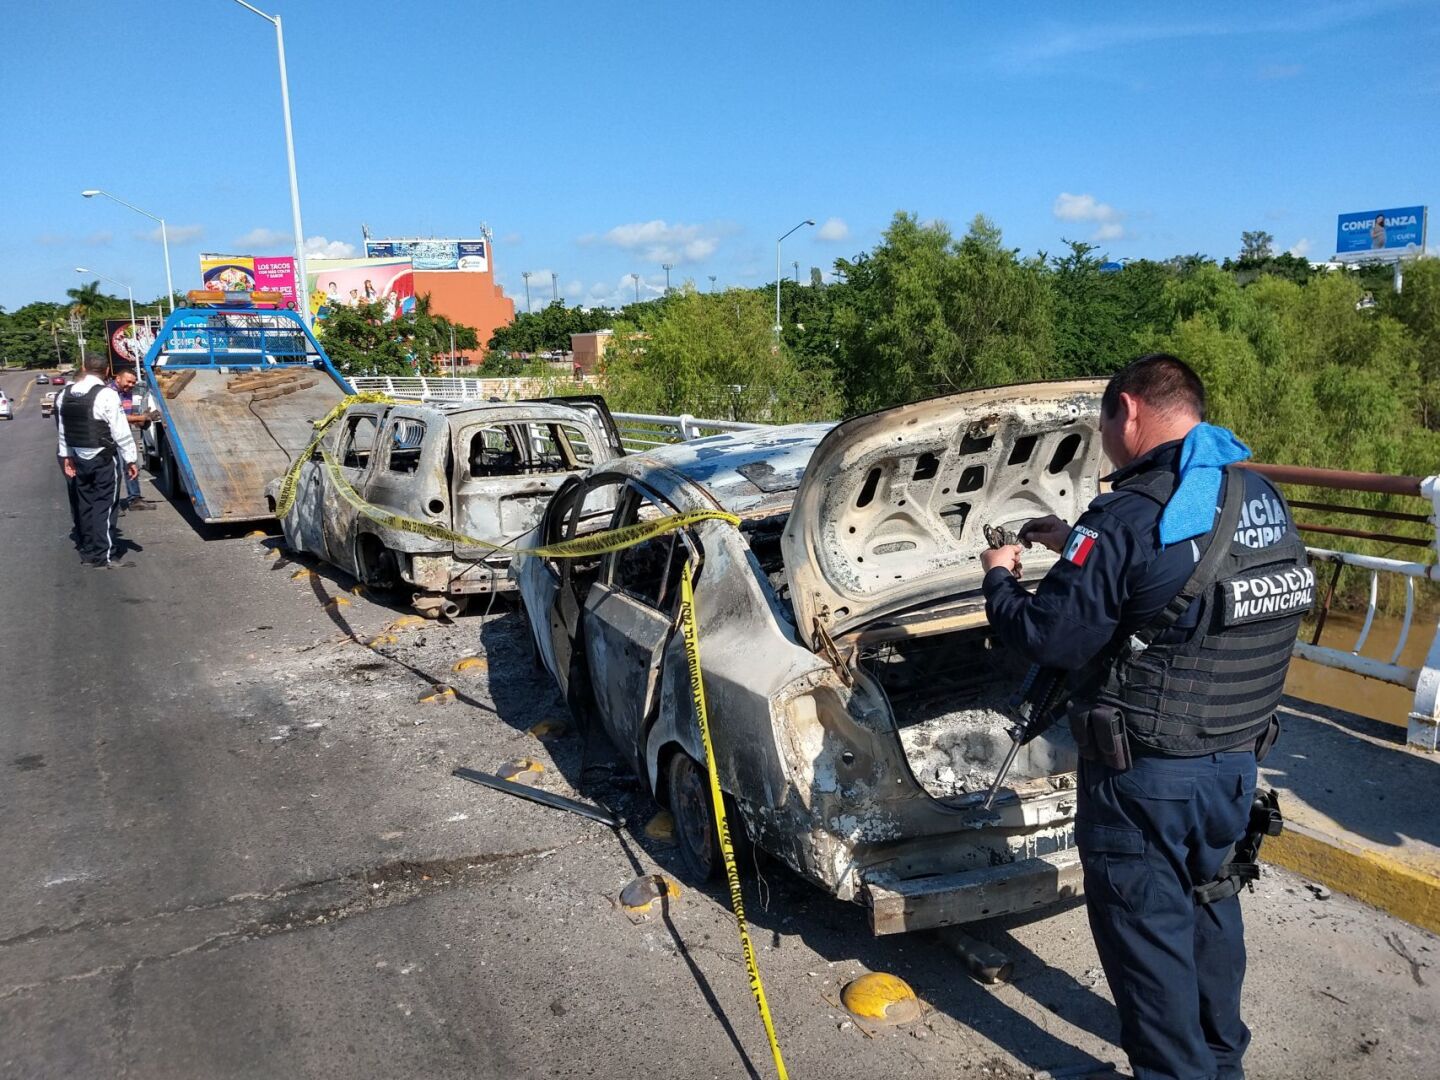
left=3, top=0, right=1437, bottom=312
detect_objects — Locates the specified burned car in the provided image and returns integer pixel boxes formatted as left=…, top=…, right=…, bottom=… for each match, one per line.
left=272, top=396, right=623, bottom=616
left=513, top=380, right=1108, bottom=934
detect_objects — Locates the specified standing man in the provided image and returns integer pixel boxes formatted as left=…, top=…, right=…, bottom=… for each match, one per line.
left=980, top=354, right=1310, bottom=1080
left=108, top=367, right=156, bottom=510
left=58, top=354, right=137, bottom=568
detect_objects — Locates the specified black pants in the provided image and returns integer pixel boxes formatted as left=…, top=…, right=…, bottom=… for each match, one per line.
left=73, top=452, right=122, bottom=565
left=1077, top=750, right=1257, bottom=1080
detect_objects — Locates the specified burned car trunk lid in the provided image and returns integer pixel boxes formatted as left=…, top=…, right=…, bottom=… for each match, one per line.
left=781, top=379, right=1107, bottom=645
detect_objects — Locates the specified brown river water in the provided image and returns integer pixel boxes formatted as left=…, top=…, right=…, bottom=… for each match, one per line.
left=1286, top=610, right=1434, bottom=729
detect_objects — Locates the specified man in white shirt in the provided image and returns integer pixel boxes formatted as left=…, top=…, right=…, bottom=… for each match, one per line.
left=57, top=354, right=138, bottom=567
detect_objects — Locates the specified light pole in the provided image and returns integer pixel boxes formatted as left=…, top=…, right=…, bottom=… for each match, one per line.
left=522, top=271, right=532, bottom=313
left=631, top=273, right=640, bottom=304
left=662, top=263, right=673, bottom=294
left=708, top=275, right=717, bottom=293
left=81, top=190, right=175, bottom=314
left=228, top=0, right=311, bottom=325
left=75, top=269, right=137, bottom=366
left=551, top=271, right=558, bottom=304
left=775, top=219, right=814, bottom=342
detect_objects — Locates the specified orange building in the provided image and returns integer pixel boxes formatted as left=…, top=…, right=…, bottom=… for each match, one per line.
left=413, top=270, right=515, bottom=365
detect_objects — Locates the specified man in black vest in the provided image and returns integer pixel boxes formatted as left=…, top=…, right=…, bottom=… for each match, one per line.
left=57, top=354, right=138, bottom=567
left=981, top=355, right=1310, bottom=1080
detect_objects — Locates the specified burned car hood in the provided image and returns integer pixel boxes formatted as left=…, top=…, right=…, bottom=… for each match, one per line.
left=781, top=379, right=1108, bottom=644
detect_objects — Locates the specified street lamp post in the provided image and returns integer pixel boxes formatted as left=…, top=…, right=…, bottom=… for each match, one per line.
left=75, top=269, right=137, bottom=359
left=631, top=273, right=640, bottom=304
left=551, top=271, right=558, bottom=304
left=522, top=271, right=532, bottom=313
left=662, top=263, right=673, bottom=294
left=775, top=219, right=814, bottom=343
left=80, top=190, right=175, bottom=313
left=229, top=0, right=311, bottom=325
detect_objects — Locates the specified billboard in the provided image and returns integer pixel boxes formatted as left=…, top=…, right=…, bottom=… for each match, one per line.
left=105, top=318, right=159, bottom=369
left=199, top=254, right=300, bottom=309
left=364, top=237, right=488, bottom=272
left=306, top=256, right=415, bottom=323
left=1335, top=206, right=1428, bottom=262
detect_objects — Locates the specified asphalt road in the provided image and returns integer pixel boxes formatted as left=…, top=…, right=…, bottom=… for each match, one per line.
left=1, top=367, right=1437, bottom=1079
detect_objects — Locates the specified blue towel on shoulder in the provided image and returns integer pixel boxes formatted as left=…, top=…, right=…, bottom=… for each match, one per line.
left=1159, top=423, right=1251, bottom=546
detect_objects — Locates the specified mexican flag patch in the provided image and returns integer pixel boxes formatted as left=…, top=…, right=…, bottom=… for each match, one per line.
left=1063, top=525, right=1099, bottom=567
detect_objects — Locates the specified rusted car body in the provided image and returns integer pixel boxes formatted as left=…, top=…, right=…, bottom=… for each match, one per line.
left=513, top=380, right=1108, bottom=934
left=272, top=397, right=622, bottom=614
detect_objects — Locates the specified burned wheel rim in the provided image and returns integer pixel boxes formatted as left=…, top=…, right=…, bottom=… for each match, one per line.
left=667, top=752, right=719, bottom=882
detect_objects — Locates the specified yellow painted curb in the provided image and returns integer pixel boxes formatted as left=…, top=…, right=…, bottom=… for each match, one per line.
left=418, top=685, right=456, bottom=704
left=1266, top=820, right=1440, bottom=935
left=452, top=656, right=488, bottom=673
left=389, top=614, right=427, bottom=631
left=291, top=568, right=315, bottom=581
left=246, top=529, right=267, bottom=538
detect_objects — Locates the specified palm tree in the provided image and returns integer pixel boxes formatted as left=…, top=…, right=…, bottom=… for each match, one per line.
left=39, top=316, right=67, bottom=365
left=66, top=280, right=104, bottom=313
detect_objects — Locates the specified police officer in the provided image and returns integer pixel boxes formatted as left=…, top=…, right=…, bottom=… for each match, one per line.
left=980, top=354, right=1310, bottom=1080
left=57, top=354, right=138, bottom=567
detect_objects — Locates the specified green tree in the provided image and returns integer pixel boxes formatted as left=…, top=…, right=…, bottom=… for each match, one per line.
left=828, top=212, right=1053, bottom=411
left=318, top=295, right=478, bottom=377
left=602, top=286, right=836, bottom=422
left=1240, top=230, right=1274, bottom=262
left=1388, top=258, right=1440, bottom=428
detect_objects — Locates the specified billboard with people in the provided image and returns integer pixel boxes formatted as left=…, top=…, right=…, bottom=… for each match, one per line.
left=1334, top=206, right=1427, bottom=262
left=363, top=237, right=488, bottom=272
left=306, top=256, right=415, bottom=322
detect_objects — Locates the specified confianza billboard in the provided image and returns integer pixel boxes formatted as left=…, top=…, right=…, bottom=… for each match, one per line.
left=1334, top=206, right=1427, bottom=262
left=364, top=238, right=488, bottom=272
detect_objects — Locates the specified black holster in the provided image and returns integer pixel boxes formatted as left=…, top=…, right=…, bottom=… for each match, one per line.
left=1194, top=788, right=1284, bottom=905
left=1072, top=705, right=1133, bottom=771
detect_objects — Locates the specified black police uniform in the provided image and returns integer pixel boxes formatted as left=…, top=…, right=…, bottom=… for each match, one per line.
left=983, top=440, right=1310, bottom=1080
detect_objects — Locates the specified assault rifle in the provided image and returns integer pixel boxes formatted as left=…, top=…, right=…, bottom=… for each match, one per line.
left=980, top=523, right=1070, bottom=810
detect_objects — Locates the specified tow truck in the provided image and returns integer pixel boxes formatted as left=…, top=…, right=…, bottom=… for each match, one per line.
left=139, top=291, right=354, bottom=523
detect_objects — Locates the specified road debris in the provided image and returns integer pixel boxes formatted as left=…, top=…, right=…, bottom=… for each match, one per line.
left=417, top=685, right=456, bottom=704
left=451, top=766, right=620, bottom=828
left=619, top=873, right=681, bottom=913
left=452, top=656, right=488, bottom=673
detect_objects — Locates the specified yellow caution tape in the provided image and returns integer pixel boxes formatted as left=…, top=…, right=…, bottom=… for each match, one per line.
left=273, top=392, right=393, bottom=518
left=679, top=565, right=788, bottom=1080
left=275, top=392, right=740, bottom=558
left=315, top=444, right=738, bottom=558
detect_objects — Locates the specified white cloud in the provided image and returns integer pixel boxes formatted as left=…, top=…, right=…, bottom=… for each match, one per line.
left=583, top=273, right=665, bottom=307
left=500, top=232, right=523, bottom=247
left=141, top=224, right=204, bottom=244
left=584, top=219, right=725, bottom=265
left=1288, top=238, right=1312, bottom=257
left=237, top=227, right=292, bottom=248
left=816, top=217, right=850, bottom=242
left=84, top=231, right=113, bottom=246
left=1053, top=192, right=1128, bottom=242
left=303, top=236, right=358, bottom=259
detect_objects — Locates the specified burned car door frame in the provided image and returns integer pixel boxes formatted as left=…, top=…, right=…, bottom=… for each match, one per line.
left=581, top=480, right=698, bottom=778
left=544, top=473, right=627, bottom=699
left=320, top=406, right=385, bottom=574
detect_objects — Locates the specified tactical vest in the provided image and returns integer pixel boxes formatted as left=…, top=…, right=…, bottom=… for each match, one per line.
left=1091, top=466, right=1312, bottom=756
left=60, top=385, right=115, bottom=454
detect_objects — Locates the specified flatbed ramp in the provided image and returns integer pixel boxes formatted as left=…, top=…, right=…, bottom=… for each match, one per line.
left=141, top=299, right=354, bottom=524
left=157, top=367, right=347, bottom=522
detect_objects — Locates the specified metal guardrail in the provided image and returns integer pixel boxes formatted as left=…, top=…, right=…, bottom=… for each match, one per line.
left=334, top=379, right=1440, bottom=751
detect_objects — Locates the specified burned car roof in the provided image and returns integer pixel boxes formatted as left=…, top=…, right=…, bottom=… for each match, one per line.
left=631, top=422, right=836, bottom=514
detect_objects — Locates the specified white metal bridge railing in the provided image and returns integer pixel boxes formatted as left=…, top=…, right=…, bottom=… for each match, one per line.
left=340, top=378, right=1440, bottom=752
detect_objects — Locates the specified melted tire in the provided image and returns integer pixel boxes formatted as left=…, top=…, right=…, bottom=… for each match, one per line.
left=667, top=751, right=722, bottom=882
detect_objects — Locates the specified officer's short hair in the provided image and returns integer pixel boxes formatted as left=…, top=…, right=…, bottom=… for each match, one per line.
left=82, top=353, right=109, bottom=375
left=1102, top=353, right=1206, bottom=420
